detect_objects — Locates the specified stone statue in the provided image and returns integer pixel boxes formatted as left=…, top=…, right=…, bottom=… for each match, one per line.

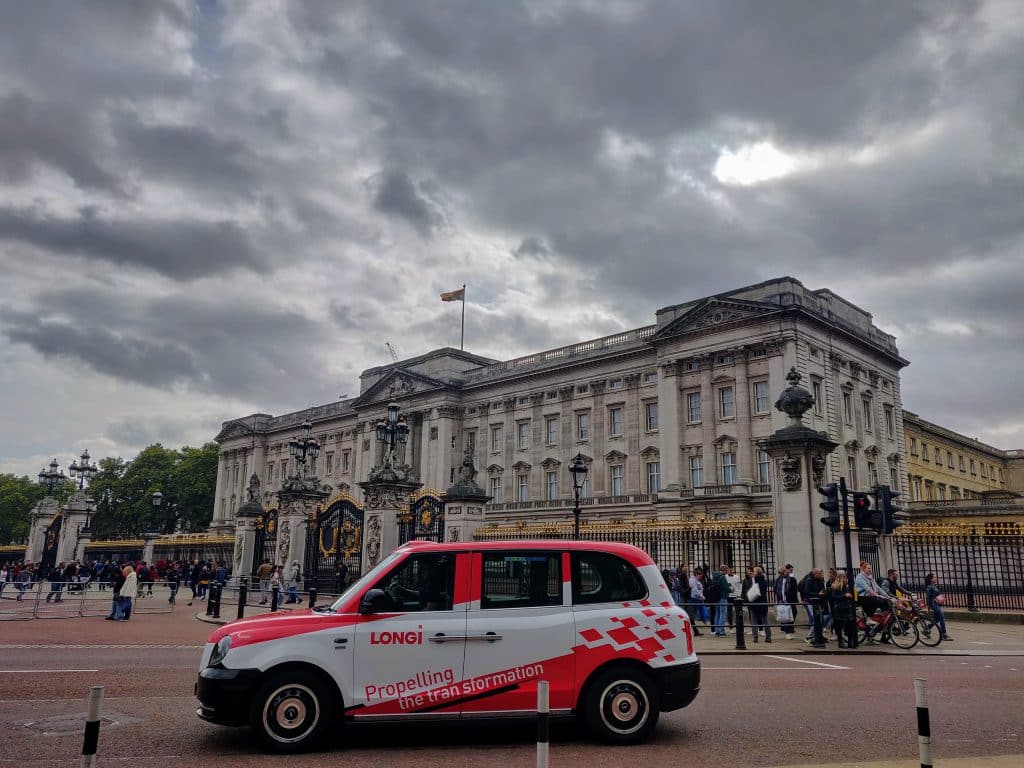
left=246, top=473, right=261, bottom=503
left=445, top=445, right=486, bottom=498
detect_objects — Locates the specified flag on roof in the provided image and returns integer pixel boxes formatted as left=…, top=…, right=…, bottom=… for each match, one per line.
left=440, top=287, right=465, bottom=302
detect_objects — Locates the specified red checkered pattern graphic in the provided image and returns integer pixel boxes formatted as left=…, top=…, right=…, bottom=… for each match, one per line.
left=575, top=601, right=692, bottom=666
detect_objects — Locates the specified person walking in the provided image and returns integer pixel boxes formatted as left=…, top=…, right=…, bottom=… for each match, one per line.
left=335, top=560, right=349, bottom=593
left=925, top=573, right=952, bottom=642
left=688, top=568, right=708, bottom=626
left=105, top=563, right=127, bottom=620
left=188, top=559, right=202, bottom=606
left=801, top=568, right=827, bottom=644
left=828, top=571, right=857, bottom=649
left=256, top=558, right=274, bottom=604
left=774, top=566, right=798, bottom=638
left=269, top=566, right=283, bottom=611
left=286, top=561, right=303, bottom=604
left=676, top=566, right=701, bottom=636
left=119, top=565, right=138, bottom=621
left=742, top=565, right=771, bottom=643
left=15, top=565, right=33, bottom=602
left=166, top=562, right=180, bottom=605
left=725, top=566, right=741, bottom=630
left=711, top=565, right=731, bottom=637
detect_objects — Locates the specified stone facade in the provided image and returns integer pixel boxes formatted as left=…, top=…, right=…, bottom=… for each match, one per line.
left=212, top=277, right=910, bottom=568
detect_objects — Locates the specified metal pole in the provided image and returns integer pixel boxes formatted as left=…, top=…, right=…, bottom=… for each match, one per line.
left=309, top=587, right=317, bottom=610
left=965, top=528, right=979, bottom=612
left=914, top=678, right=932, bottom=768
left=237, top=582, right=247, bottom=620
left=573, top=501, right=580, bottom=540
left=536, top=680, right=549, bottom=768
left=80, top=685, right=104, bottom=768
left=840, top=477, right=857, bottom=648
left=733, top=596, right=746, bottom=650
left=460, top=283, right=466, bottom=351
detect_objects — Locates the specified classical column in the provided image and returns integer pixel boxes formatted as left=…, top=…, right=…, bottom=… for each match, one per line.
left=657, top=360, right=682, bottom=492
left=734, top=349, right=753, bottom=483
left=700, top=356, right=717, bottom=486
left=761, top=368, right=839, bottom=571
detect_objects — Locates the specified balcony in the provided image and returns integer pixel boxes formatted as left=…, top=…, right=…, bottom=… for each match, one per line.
left=907, top=496, right=1024, bottom=517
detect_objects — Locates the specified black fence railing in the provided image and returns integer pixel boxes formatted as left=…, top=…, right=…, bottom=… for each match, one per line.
left=896, top=532, right=1024, bottom=611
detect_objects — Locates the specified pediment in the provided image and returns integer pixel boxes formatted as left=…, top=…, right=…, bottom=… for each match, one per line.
left=640, top=445, right=660, bottom=458
left=864, top=445, right=880, bottom=458
left=541, top=457, right=562, bottom=470
left=215, top=420, right=257, bottom=443
left=845, top=439, right=861, bottom=451
left=887, top=452, right=901, bottom=464
left=354, top=367, right=449, bottom=407
left=653, top=297, right=781, bottom=342
left=604, top=449, right=627, bottom=463
left=512, top=460, right=532, bottom=472
left=487, top=463, right=504, bottom=474
left=713, top=433, right=737, bottom=446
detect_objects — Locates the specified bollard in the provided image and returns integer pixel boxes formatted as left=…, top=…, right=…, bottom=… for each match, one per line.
left=914, top=678, right=932, bottom=768
left=536, top=680, right=549, bottom=768
left=80, top=685, right=104, bottom=768
left=212, top=583, right=222, bottom=619
left=237, top=582, right=247, bottom=620
left=309, top=587, right=317, bottom=610
left=733, top=596, right=746, bottom=650
left=811, top=596, right=827, bottom=648
left=205, top=587, right=214, bottom=617
left=271, top=585, right=280, bottom=612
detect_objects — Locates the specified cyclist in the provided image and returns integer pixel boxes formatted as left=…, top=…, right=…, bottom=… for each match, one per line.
left=854, top=561, right=893, bottom=625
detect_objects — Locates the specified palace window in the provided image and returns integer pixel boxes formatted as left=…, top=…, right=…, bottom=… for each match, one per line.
left=753, top=381, right=770, bottom=414
left=645, top=401, right=659, bottom=431
left=546, top=471, right=558, bottom=500
left=576, top=412, right=590, bottom=441
left=342, top=450, right=350, bottom=473
left=959, top=455, right=965, bottom=471
left=938, top=484, right=947, bottom=500
left=980, top=464, right=987, bottom=479
left=847, top=456, right=857, bottom=488
left=545, top=416, right=558, bottom=445
left=608, top=377, right=623, bottom=390
left=325, top=453, right=334, bottom=475
left=812, top=379, right=823, bottom=416
left=719, top=386, right=735, bottom=419
left=647, top=462, right=661, bottom=494
left=643, top=371, right=658, bottom=384
left=912, top=476, right=922, bottom=501
left=921, top=444, right=930, bottom=462
left=491, top=425, right=503, bottom=453
left=885, top=405, right=895, bottom=438
left=721, top=452, right=737, bottom=485
left=609, top=406, right=624, bottom=437
left=466, top=430, right=477, bottom=453
left=517, top=421, right=530, bottom=450
left=868, top=461, right=878, bottom=486
left=947, top=450, right=953, bottom=469
left=910, top=438, right=918, bottom=456
left=687, top=392, right=701, bottom=424
left=489, top=476, right=502, bottom=503
left=610, top=465, right=624, bottom=496
left=517, top=473, right=529, bottom=502
left=862, top=398, right=872, bottom=431
left=889, top=466, right=899, bottom=490
left=970, top=459, right=976, bottom=475
left=843, top=393, right=853, bottom=424
left=280, top=460, right=288, bottom=478
left=266, top=463, right=274, bottom=484
left=757, top=450, right=771, bottom=485
left=689, top=455, right=704, bottom=488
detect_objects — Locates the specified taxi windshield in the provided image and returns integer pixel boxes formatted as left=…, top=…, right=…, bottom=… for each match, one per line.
left=327, top=551, right=403, bottom=612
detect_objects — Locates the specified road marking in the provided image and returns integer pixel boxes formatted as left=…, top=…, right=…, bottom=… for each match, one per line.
left=704, top=666, right=846, bottom=671
left=764, top=655, right=849, bottom=669
left=972, top=641, right=994, bottom=645
left=0, top=644, right=201, bottom=649
left=0, top=669, right=99, bottom=673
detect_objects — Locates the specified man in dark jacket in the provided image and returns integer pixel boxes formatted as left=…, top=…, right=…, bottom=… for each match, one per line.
left=106, top=564, right=127, bottom=620
left=711, top=565, right=732, bottom=637
left=774, top=565, right=799, bottom=638
left=800, top=568, right=827, bottom=643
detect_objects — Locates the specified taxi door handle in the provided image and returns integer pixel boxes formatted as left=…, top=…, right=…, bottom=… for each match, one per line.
left=467, top=632, right=502, bottom=642
left=429, top=633, right=471, bottom=643
left=333, top=638, right=348, bottom=650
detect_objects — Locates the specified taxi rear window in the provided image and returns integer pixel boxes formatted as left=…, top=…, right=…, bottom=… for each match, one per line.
left=480, top=552, right=562, bottom=609
left=571, top=551, right=647, bottom=605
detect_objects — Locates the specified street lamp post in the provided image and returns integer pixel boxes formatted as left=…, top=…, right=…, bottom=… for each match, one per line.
left=569, top=454, right=589, bottom=540
left=150, top=491, right=164, bottom=535
left=69, top=449, right=98, bottom=491
left=37, top=458, right=67, bottom=496
left=375, top=403, right=409, bottom=463
left=289, top=420, right=321, bottom=476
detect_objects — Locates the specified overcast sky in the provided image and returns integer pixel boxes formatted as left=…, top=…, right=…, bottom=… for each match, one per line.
left=2, top=0, right=1022, bottom=477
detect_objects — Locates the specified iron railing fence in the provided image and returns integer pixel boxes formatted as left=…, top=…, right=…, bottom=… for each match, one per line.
left=0, top=580, right=176, bottom=620
left=895, top=531, right=1024, bottom=611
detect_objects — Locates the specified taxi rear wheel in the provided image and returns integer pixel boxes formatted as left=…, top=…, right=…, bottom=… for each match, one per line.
left=250, top=668, right=333, bottom=753
left=583, top=666, right=659, bottom=745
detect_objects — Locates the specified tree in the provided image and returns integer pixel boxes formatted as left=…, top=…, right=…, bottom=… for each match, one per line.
left=0, top=474, right=43, bottom=545
left=172, top=443, right=219, bottom=532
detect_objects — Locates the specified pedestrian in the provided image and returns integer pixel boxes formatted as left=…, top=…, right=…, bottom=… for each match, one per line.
left=197, top=562, right=211, bottom=600
left=166, top=562, right=180, bottom=605
left=800, top=568, right=827, bottom=644
left=742, top=565, right=771, bottom=643
left=15, top=564, right=33, bottom=602
left=711, top=565, right=731, bottom=637
left=106, top=563, right=127, bottom=620
left=286, top=561, right=303, bottom=604
left=725, top=566, right=741, bottom=630
left=662, top=569, right=681, bottom=605
left=828, top=571, right=857, bottom=649
left=335, top=560, right=349, bottom=593
left=188, top=559, right=202, bottom=605
left=774, top=565, right=798, bottom=639
left=270, top=566, right=283, bottom=611
left=925, top=573, right=952, bottom=642
left=853, top=561, right=893, bottom=626
left=45, top=563, right=65, bottom=603
left=0, top=562, right=8, bottom=596
left=119, top=564, right=138, bottom=621
left=256, top=558, right=274, bottom=604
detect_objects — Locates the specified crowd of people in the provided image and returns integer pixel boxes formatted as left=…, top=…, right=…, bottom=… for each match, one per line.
left=661, top=560, right=950, bottom=647
left=0, top=558, right=236, bottom=617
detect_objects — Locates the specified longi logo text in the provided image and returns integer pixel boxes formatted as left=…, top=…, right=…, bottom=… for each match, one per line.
left=369, top=626, right=424, bottom=645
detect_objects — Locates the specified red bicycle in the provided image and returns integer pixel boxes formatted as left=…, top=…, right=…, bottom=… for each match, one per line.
left=855, top=601, right=919, bottom=649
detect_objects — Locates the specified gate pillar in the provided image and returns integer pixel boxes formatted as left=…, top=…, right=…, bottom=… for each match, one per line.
left=442, top=446, right=492, bottom=543
left=359, top=480, right=423, bottom=571
left=26, top=496, right=60, bottom=564
left=59, top=491, right=95, bottom=564
left=233, top=474, right=265, bottom=578
left=278, top=488, right=328, bottom=575
left=760, top=368, right=840, bottom=573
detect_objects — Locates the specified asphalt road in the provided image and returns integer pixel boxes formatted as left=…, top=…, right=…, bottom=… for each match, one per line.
left=0, top=610, right=1021, bottom=767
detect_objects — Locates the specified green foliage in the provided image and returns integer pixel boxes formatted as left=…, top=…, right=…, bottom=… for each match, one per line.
left=0, top=442, right=222, bottom=543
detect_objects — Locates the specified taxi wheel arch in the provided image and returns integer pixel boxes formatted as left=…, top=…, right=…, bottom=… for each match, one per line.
left=578, top=662, right=660, bottom=745
left=249, top=662, right=341, bottom=753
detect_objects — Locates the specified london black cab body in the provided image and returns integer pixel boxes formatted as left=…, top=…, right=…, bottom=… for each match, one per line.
left=196, top=540, right=700, bottom=751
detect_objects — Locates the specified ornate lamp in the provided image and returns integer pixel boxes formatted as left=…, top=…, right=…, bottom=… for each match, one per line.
left=569, top=453, right=589, bottom=540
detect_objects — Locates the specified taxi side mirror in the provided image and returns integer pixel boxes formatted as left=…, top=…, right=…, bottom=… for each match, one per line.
left=360, top=588, right=387, bottom=614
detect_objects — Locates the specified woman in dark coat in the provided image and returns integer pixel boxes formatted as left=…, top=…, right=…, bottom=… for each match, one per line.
left=741, top=565, right=771, bottom=643
left=828, top=571, right=856, bottom=649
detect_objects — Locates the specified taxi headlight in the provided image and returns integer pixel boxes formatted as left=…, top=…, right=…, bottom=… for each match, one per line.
left=209, top=636, right=231, bottom=667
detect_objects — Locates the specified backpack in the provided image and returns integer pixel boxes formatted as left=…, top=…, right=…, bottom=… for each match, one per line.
left=705, top=575, right=722, bottom=603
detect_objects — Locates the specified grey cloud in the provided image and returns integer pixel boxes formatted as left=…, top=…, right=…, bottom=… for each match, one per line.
left=514, top=237, right=549, bottom=258
left=0, top=93, right=123, bottom=192
left=367, top=170, right=445, bottom=236
left=0, top=206, right=268, bottom=280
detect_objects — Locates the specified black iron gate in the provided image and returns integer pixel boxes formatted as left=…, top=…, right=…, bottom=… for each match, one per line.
left=251, top=508, right=278, bottom=575
left=40, top=514, right=62, bottom=573
left=399, top=491, right=445, bottom=545
left=305, top=496, right=363, bottom=593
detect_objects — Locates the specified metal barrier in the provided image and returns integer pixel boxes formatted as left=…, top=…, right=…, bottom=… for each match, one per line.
left=0, top=581, right=176, bottom=619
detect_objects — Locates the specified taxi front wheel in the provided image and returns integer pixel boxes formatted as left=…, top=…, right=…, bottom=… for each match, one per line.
left=583, top=666, right=660, bottom=745
left=250, top=668, right=333, bottom=753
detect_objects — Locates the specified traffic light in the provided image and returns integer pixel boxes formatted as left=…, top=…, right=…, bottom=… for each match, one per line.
left=878, top=485, right=904, bottom=534
left=818, top=483, right=840, bottom=530
left=852, top=491, right=880, bottom=530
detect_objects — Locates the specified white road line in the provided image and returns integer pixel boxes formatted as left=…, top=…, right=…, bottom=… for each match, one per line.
left=0, top=644, right=201, bottom=649
left=972, top=641, right=994, bottom=645
left=764, top=655, right=849, bottom=669
left=703, top=666, right=846, bottom=671
left=0, top=669, right=100, bottom=673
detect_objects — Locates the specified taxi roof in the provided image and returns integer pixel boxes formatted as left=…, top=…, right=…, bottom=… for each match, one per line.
left=396, top=538, right=654, bottom=566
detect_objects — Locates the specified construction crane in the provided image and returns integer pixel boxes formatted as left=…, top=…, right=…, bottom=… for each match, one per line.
left=385, top=340, right=399, bottom=362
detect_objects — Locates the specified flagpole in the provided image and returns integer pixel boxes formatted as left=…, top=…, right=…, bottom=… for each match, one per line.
left=460, top=284, right=466, bottom=350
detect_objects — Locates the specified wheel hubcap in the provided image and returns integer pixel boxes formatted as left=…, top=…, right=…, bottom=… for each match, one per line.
left=264, top=684, right=319, bottom=743
left=600, top=680, right=649, bottom=735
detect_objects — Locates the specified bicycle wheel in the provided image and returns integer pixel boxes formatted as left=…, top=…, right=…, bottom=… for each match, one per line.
left=889, top=616, right=919, bottom=649
left=915, top=617, right=941, bottom=647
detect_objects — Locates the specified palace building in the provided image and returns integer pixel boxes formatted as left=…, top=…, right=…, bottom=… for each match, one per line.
left=211, top=277, right=910, bottom=561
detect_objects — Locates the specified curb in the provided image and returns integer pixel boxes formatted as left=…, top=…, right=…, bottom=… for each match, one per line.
left=194, top=612, right=229, bottom=625
left=944, top=610, right=1024, bottom=625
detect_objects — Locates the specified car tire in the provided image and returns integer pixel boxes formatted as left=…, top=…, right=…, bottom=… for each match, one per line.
left=249, top=668, right=334, bottom=753
left=583, top=666, right=660, bottom=745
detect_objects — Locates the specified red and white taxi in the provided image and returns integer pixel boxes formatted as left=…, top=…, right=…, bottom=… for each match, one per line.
left=196, top=540, right=700, bottom=751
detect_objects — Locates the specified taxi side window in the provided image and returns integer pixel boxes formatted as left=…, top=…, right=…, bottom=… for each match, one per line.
left=480, top=552, right=561, bottom=609
left=571, top=552, right=647, bottom=605
left=372, top=553, right=455, bottom=612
